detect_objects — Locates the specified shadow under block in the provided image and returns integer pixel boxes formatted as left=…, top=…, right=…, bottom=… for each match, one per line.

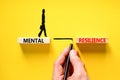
left=20, top=44, right=50, bottom=54
left=76, top=38, right=108, bottom=53
left=18, top=37, right=50, bottom=44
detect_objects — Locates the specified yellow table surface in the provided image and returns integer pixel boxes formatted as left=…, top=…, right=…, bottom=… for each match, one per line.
left=0, top=0, right=120, bottom=80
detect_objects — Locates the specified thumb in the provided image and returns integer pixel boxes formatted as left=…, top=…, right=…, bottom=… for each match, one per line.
left=69, top=50, right=84, bottom=71
left=69, top=50, right=88, bottom=80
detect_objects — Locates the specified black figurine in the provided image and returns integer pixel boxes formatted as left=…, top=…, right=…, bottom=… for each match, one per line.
left=38, top=9, right=47, bottom=37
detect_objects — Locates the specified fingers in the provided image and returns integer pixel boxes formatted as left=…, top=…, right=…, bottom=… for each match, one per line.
left=53, top=48, right=70, bottom=80
left=53, top=48, right=88, bottom=80
left=55, top=47, right=70, bottom=66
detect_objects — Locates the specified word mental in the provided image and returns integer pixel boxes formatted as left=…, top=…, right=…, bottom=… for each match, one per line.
left=18, top=37, right=50, bottom=44
left=76, top=38, right=108, bottom=43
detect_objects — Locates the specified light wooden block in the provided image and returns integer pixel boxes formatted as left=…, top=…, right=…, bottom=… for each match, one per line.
left=76, top=38, right=108, bottom=44
left=18, top=37, right=50, bottom=44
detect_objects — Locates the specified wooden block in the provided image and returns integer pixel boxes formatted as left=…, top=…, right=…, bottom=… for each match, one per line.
left=76, top=38, right=108, bottom=44
left=18, top=37, right=50, bottom=44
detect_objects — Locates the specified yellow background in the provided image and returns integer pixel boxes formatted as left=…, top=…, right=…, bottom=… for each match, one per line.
left=0, top=0, right=120, bottom=80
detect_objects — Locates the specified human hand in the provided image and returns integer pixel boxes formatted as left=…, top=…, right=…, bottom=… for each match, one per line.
left=53, top=47, right=88, bottom=80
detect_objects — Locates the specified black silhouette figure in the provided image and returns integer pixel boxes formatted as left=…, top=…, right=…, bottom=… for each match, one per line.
left=38, top=9, right=47, bottom=37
